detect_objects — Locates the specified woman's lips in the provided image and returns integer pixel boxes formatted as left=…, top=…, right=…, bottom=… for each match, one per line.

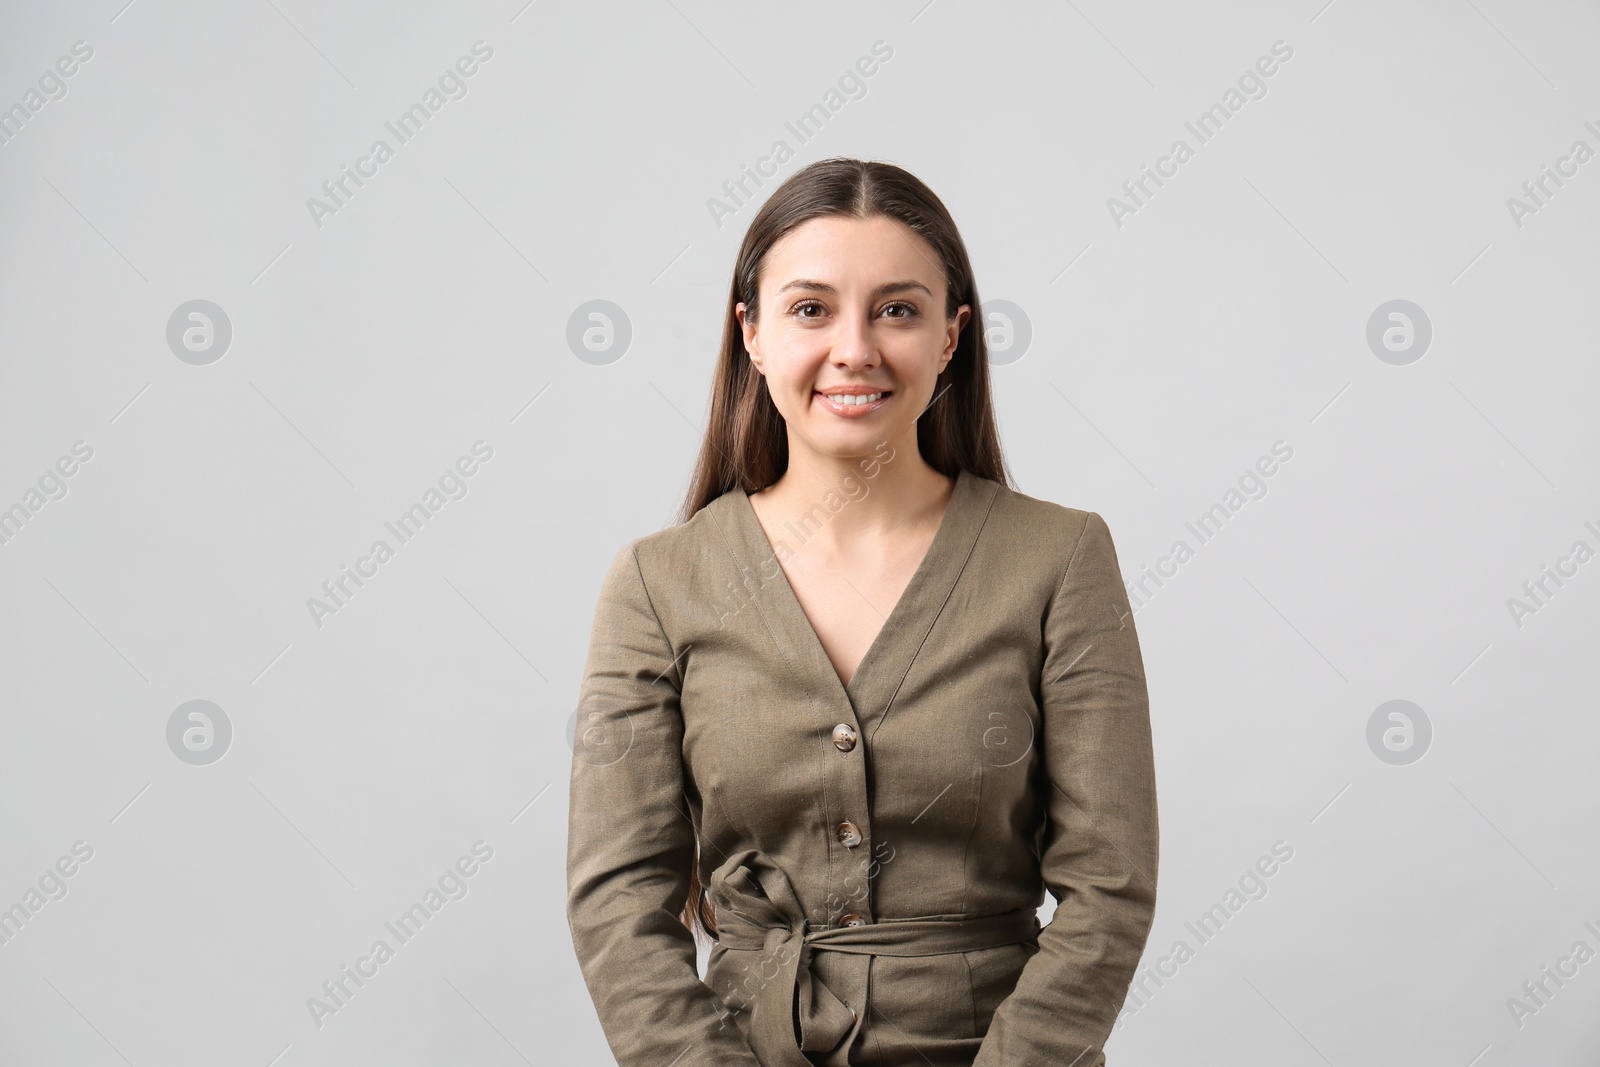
left=813, top=391, right=891, bottom=417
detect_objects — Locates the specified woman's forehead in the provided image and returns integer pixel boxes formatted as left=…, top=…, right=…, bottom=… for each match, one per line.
left=764, top=217, right=941, bottom=292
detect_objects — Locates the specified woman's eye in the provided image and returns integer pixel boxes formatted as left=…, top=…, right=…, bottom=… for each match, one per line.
left=790, top=301, right=918, bottom=319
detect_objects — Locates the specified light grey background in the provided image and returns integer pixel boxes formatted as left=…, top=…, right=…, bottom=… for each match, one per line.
left=2, top=1, right=1597, bottom=1064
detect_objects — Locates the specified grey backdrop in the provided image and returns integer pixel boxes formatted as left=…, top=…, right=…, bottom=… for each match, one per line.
left=2, top=1, right=1597, bottom=1064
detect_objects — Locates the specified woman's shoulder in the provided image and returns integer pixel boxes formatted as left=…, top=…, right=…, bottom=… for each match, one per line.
left=976, top=472, right=1105, bottom=544
left=606, top=487, right=743, bottom=583
left=963, top=473, right=1132, bottom=594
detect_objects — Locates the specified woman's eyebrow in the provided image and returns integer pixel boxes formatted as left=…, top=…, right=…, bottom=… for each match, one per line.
left=774, top=279, right=933, bottom=299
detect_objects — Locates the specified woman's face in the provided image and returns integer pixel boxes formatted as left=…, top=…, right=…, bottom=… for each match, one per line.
left=737, top=214, right=970, bottom=466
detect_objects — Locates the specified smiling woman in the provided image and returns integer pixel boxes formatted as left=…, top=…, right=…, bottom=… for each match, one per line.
left=741, top=230, right=952, bottom=432
left=567, top=158, right=1159, bottom=1067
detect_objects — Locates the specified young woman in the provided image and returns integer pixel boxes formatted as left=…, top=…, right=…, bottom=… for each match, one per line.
left=566, top=157, right=1159, bottom=1066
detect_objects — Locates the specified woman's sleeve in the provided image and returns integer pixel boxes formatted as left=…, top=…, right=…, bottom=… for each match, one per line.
left=565, top=543, right=763, bottom=1066
left=972, top=511, right=1160, bottom=1067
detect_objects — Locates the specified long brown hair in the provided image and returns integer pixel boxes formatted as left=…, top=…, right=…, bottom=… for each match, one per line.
left=672, top=157, right=1012, bottom=943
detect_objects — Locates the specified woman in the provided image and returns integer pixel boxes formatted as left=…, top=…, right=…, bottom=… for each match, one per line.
left=566, top=157, right=1159, bottom=1066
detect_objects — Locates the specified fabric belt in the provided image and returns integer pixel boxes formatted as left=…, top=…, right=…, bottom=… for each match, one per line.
left=708, top=848, right=1041, bottom=1067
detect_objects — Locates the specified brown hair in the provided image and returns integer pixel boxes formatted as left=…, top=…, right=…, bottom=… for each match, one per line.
left=672, top=157, right=1012, bottom=943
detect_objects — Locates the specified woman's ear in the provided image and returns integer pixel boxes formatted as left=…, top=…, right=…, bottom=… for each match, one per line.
left=736, top=302, right=762, bottom=373
left=943, top=303, right=971, bottom=361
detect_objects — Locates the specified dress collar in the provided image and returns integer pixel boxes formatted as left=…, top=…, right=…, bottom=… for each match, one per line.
left=711, top=467, right=999, bottom=724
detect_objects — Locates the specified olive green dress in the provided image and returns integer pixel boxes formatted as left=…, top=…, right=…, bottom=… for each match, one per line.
left=566, top=467, right=1159, bottom=1065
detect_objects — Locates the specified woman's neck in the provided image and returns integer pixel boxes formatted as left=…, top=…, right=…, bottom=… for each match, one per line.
left=752, top=440, right=954, bottom=550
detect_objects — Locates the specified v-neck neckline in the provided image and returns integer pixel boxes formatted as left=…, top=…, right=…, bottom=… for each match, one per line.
left=725, top=466, right=994, bottom=715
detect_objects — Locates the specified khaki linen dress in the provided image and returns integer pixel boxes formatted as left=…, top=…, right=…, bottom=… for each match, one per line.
left=566, top=467, right=1159, bottom=1066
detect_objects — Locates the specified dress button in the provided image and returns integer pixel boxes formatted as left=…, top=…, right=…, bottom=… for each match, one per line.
left=832, top=723, right=858, bottom=752
left=835, top=820, right=862, bottom=848
left=839, top=913, right=867, bottom=927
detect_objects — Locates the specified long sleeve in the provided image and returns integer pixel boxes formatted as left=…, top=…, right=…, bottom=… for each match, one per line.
left=972, top=511, right=1160, bottom=1067
left=566, top=543, right=763, bottom=1066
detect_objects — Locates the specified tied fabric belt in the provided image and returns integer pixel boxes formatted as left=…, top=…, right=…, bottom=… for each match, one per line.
left=708, top=849, right=1041, bottom=1067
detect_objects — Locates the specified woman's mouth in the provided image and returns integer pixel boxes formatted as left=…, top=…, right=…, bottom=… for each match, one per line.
left=813, top=390, right=892, bottom=417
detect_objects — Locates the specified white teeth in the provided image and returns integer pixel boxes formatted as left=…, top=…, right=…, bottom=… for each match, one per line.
left=822, top=392, right=884, bottom=406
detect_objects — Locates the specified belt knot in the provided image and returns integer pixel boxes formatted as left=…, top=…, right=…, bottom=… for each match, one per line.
left=707, top=849, right=1040, bottom=1067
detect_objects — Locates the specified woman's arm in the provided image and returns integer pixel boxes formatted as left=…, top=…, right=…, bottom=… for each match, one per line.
left=566, top=543, right=763, bottom=1066
left=972, top=510, right=1160, bottom=1067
